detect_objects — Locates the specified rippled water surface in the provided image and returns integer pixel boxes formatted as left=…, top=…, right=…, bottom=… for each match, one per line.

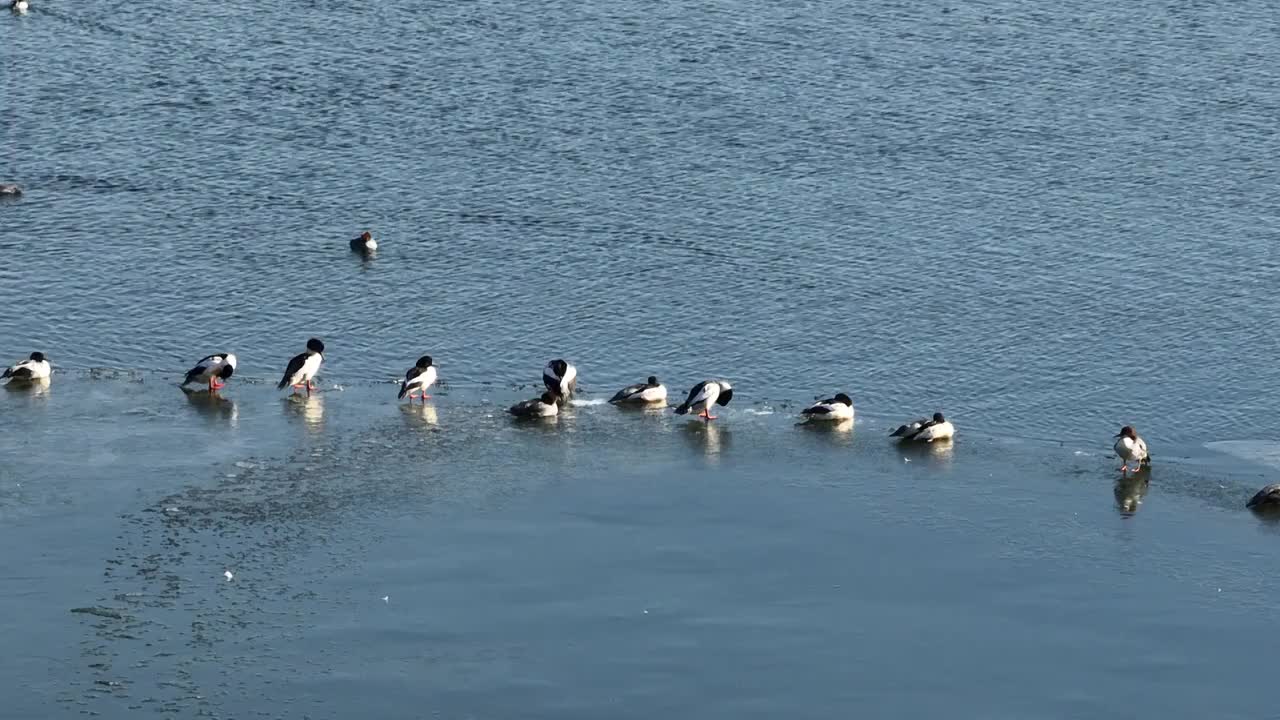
left=4, top=0, right=1280, bottom=717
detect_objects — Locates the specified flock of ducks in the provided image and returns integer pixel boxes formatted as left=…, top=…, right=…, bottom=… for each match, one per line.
left=2, top=234, right=1276, bottom=513
left=8, top=342, right=1278, bottom=514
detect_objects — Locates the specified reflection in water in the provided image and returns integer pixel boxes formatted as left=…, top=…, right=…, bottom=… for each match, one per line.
left=3, top=376, right=51, bottom=398
left=612, top=401, right=670, bottom=413
left=181, top=387, right=239, bottom=427
left=400, top=402, right=439, bottom=430
left=284, top=394, right=325, bottom=432
left=1113, top=468, right=1151, bottom=516
left=896, top=438, right=954, bottom=464
left=682, top=420, right=729, bottom=459
left=798, top=417, right=854, bottom=444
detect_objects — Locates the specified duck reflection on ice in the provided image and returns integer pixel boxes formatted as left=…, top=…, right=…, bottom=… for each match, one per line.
left=284, top=393, right=324, bottom=432
left=896, top=436, right=954, bottom=464
left=182, top=387, right=238, bottom=426
left=400, top=401, right=438, bottom=429
left=797, top=417, right=854, bottom=442
left=683, top=419, right=729, bottom=459
left=1113, top=466, right=1151, bottom=516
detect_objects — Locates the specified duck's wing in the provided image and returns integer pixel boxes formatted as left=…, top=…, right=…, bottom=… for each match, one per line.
left=675, top=381, right=712, bottom=414
left=183, top=354, right=223, bottom=385
left=802, top=401, right=836, bottom=416
left=277, top=351, right=308, bottom=389
left=4, top=360, right=34, bottom=380
left=509, top=398, right=543, bottom=417
left=891, top=419, right=927, bottom=437
left=398, top=366, right=425, bottom=399
left=610, top=382, right=645, bottom=403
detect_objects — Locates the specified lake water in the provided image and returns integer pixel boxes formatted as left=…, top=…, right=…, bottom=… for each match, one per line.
left=4, top=0, right=1280, bottom=717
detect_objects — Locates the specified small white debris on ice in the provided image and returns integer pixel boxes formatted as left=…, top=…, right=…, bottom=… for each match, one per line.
left=382, top=596, right=390, bottom=603
left=224, top=570, right=234, bottom=581
left=164, top=507, right=180, bottom=513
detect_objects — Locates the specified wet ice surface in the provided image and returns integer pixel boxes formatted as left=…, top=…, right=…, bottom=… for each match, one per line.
left=3, top=375, right=1280, bottom=718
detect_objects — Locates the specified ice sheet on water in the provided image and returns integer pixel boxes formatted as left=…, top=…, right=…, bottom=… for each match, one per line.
left=1204, top=440, right=1280, bottom=470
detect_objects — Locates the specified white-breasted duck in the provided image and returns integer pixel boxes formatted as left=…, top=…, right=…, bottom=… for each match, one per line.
left=543, top=359, right=577, bottom=402
left=891, top=412, right=954, bottom=442
left=398, top=355, right=437, bottom=402
left=674, top=380, right=733, bottom=421
left=350, top=231, right=377, bottom=254
left=3, top=351, right=50, bottom=382
left=181, top=353, right=237, bottom=391
left=10, top=0, right=28, bottom=15
left=277, top=338, right=324, bottom=396
left=509, top=391, right=559, bottom=418
left=801, top=393, right=854, bottom=421
left=609, top=376, right=667, bottom=405
left=1113, top=425, right=1150, bottom=474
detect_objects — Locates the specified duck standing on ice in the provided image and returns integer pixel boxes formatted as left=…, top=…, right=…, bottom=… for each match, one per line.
left=278, top=338, right=325, bottom=396
left=1113, top=425, right=1150, bottom=474
left=674, top=380, right=733, bottom=421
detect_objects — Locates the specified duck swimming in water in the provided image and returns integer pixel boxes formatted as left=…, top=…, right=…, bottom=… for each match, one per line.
left=674, top=380, right=733, bottom=421
left=2, top=352, right=50, bottom=382
left=181, top=353, right=237, bottom=391
left=1247, top=484, right=1280, bottom=513
left=10, top=0, right=28, bottom=15
left=609, top=376, right=667, bottom=405
left=891, top=412, right=954, bottom=442
left=277, top=338, right=325, bottom=396
left=350, top=231, right=377, bottom=255
left=801, top=393, right=854, bottom=421
left=509, top=391, right=559, bottom=418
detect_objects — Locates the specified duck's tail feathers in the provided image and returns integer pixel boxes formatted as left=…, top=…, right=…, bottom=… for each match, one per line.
left=674, top=403, right=690, bottom=415
left=1140, top=455, right=1152, bottom=466
left=397, top=383, right=410, bottom=400
left=276, top=377, right=290, bottom=390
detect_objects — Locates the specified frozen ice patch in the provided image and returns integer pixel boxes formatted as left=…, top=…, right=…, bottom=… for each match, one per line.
left=1205, top=440, right=1280, bottom=470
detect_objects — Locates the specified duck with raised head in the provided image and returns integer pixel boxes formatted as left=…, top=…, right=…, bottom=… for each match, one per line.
left=801, top=393, right=854, bottom=421
left=509, top=391, right=559, bottom=418
left=398, top=355, right=437, bottom=402
left=277, top=338, right=325, bottom=396
left=609, top=376, right=667, bottom=405
left=350, top=231, right=377, bottom=255
left=892, top=412, right=954, bottom=442
left=543, top=359, right=577, bottom=402
left=674, top=380, right=733, bottom=421
left=181, top=353, right=237, bottom=391
left=1113, top=425, right=1150, bottom=474
left=2, top=351, right=50, bottom=382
